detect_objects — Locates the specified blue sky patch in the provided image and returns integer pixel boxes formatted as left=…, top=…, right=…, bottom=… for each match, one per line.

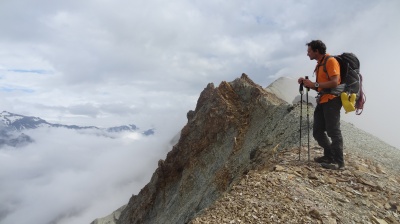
left=0, top=86, right=34, bottom=93
left=8, top=69, right=48, bottom=74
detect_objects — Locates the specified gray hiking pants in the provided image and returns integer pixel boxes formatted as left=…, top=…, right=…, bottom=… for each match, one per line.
left=313, top=96, right=344, bottom=165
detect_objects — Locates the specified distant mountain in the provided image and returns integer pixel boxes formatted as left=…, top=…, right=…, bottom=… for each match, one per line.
left=0, top=129, right=34, bottom=148
left=106, top=124, right=139, bottom=132
left=265, top=76, right=317, bottom=106
left=0, top=111, right=98, bottom=131
left=0, top=111, right=154, bottom=148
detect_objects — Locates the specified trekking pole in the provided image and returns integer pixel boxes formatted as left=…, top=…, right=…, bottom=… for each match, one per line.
left=299, top=81, right=304, bottom=161
left=305, top=76, right=310, bottom=162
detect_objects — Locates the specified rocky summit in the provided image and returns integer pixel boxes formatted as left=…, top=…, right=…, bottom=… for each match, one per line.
left=93, top=74, right=400, bottom=224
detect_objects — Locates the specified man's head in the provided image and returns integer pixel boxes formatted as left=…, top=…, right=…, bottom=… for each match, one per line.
left=306, top=40, right=326, bottom=60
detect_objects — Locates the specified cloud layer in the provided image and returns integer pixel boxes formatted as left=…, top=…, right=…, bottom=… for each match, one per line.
left=0, top=128, right=173, bottom=224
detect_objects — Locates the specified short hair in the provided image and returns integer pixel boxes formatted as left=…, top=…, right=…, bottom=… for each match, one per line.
left=306, top=40, right=326, bottom=54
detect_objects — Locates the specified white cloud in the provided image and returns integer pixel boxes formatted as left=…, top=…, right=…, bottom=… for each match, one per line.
left=0, top=128, right=172, bottom=224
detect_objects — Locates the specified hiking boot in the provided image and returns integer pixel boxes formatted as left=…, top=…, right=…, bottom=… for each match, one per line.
left=321, top=162, right=345, bottom=170
left=314, top=156, right=335, bottom=164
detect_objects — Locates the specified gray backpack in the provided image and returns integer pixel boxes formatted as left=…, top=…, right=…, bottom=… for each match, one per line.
left=321, top=53, right=366, bottom=115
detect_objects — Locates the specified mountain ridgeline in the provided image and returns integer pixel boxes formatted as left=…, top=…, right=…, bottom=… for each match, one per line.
left=92, top=74, right=313, bottom=223
left=119, top=74, right=299, bottom=224
left=0, top=111, right=154, bottom=148
left=93, top=74, right=400, bottom=224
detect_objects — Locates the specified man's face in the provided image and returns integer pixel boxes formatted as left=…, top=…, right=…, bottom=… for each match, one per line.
left=307, top=46, right=317, bottom=60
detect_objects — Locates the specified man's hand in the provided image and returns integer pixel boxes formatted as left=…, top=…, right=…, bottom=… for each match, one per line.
left=302, top=79, right=313, bottom=88
left=298, top=77, right=313, bottom=88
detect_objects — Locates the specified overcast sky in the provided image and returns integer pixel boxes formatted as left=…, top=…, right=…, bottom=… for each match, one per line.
left=1, top=0, right=400, bottom=223
left=1, top=0, right=400, bottom=147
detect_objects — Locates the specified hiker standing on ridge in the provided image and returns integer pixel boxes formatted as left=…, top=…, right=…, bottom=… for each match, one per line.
left=298, top=40, right=344, bottom=170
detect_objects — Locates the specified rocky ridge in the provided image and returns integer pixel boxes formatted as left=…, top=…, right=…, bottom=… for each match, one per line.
left=97, top=73, right=301, bottom=224
left=190, top=147, right=400, bottom=223
left=92, top=74, right=400, bottom=224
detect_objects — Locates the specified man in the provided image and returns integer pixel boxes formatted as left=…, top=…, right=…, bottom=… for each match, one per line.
left=298, top=40, right=344, bottom=170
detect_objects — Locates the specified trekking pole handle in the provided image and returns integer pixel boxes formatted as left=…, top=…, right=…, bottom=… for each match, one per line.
left=299, top=81, right=304, bottom=94
left=305, top=76, right=310, bottom=91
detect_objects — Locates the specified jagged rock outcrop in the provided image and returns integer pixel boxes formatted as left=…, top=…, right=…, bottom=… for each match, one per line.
left=93, top=74, right=400, bottom=224
left=111, top=74, right=305, bottom=224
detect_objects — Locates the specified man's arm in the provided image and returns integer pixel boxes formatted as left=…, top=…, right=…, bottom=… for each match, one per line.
left=301, top=75, right=339, bottom=89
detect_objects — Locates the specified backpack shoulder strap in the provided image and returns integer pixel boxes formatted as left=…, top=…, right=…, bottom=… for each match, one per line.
left=314, top=55, right=332, bottom=78
left=322, top=55, right=333, bottom=79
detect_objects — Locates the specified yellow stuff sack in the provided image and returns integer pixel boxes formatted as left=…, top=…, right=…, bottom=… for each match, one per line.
left=341, top=92, right=357, bottom=113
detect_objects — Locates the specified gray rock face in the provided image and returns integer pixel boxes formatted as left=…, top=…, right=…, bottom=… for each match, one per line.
left=113, top=74, right=306, bottom=224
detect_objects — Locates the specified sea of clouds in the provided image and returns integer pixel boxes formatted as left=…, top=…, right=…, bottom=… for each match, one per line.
left=0, top=127, right=176, bottom=224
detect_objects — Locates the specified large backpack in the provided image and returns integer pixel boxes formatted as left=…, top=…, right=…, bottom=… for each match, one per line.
left=321, top=53, right=366, bottom=115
